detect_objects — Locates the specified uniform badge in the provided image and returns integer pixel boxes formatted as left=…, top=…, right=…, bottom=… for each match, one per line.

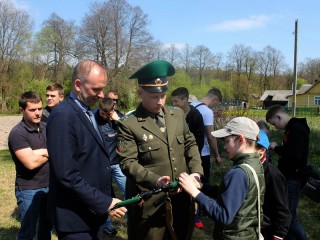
left=149, top=134, right=153, bottom=140
left=117, top=137, right=124, bottom=152
left=143, top=134, right=148, bottom=141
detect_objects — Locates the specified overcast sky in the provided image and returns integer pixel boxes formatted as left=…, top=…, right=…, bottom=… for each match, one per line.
left=16, top=0, right=320, bottom=67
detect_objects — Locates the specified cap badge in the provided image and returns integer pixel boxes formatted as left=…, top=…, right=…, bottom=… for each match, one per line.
left=155, top=78, right=162, bottom=85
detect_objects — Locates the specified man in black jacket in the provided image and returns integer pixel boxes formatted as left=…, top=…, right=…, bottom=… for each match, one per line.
left=266, top=104, right=309, bottom=240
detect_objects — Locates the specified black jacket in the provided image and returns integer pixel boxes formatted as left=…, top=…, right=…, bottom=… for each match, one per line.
left=186, top=105, right=204, bottom=153
left=262, top=160, right=292, bottom=238
left=274, top=117, right=310, bottom=180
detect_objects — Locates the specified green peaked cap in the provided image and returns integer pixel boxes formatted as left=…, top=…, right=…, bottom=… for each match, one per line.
left=129, top=60, right=175, bottom=93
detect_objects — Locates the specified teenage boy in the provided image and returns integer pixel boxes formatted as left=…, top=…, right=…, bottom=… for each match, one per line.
left=190, top=88, right=222, bottom=184
left=256, top=130, right=292, bottom=240
left=266, top=104, right=309, bottom=240
left=179, top=117, right=265, bottom=239
left=41, top=83, right=64, bottom=122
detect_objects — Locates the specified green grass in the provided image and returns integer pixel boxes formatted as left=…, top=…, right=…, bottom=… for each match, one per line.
left=1, top=114, right=320, bottom=239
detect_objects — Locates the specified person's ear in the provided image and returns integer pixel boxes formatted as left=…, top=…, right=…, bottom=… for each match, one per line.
left=19, top=107, right=23, bottom=114
left=276, top=114, right=282, bottom=121
left=74, top=79, right=82, bottom=92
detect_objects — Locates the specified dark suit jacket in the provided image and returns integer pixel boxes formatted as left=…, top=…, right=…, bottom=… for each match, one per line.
left=47, top=96, right=112, bottom=232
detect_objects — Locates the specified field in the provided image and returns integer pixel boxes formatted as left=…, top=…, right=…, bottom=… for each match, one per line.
left=1, top=111, right=320, bottom=239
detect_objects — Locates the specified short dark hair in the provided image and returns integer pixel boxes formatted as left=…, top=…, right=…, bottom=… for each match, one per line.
left=19, top=91, right=42, bottom=110
left=99, top=98, right=115, bottom=112
left=171, top=87, right=189, bottom=100
left=206, top=87, right=222, bottom=102
left=46, top=83, right=64, bottom=95
left=256, top=120, right=270, bottom=132
left=266, top=104, right=287, bottom=121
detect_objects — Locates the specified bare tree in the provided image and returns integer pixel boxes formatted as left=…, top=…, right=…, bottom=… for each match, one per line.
left=0, top=0, right=33, bottom=111
left=257, top=45, right=286, bottom=91
left=192, top=45, right=214, bottom=84
left=298, top=58, right=320, bottom=84
left=162, top=44, right=181, bottom=66
left=227, top=44, right=247, bottom=99
left=243, top=47, right=258, bottom=101
left=79, top=0, right=154, bottom=79
left=35, top=13, right=77, bottom=84
left=180, top=44, right=192, bottom=73
left=78, top=1, right=111, bottom=67
left=213, top=52, right=223, bottom=79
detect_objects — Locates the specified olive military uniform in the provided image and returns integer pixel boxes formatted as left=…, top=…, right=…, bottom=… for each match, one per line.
left=117, top=60, right=203, bottom=240
left=118, top=104, right=203, bottom=239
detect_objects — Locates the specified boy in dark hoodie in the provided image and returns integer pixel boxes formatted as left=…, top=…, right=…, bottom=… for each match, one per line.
left=266, top=104, right=310, bottom=240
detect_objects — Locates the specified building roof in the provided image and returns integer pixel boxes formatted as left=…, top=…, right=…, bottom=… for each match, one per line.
left=297, top=84, right=313, bottom=94
left=259, top=90, right=293, bottom=101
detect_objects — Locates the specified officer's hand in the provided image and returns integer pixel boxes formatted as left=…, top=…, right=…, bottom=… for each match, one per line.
left=108, top=198, right=127, bottom=218
left=156, top=176, right=171, bottom=188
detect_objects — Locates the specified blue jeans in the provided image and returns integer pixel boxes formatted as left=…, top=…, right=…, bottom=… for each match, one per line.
left=286, top=178, right=307, bottom=240
left=104, top=164, right=126, bottom=229
left=111, top=164, right=126, bottom=199
left=15, top=187, right=51, bottom=240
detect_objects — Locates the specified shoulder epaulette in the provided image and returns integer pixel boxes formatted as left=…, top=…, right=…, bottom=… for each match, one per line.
left=120, top=110, right=136, bottom=121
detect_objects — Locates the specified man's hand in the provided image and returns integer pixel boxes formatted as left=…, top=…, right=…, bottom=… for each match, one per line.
left=108, top=198, right=127, bottom=218
left=110, top=111, right=120, bottom=121
left=156, top=176, right=171, bottom=188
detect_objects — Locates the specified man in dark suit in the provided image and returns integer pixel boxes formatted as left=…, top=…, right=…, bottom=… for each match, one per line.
left=47, top=60, right=126, bottom=240
left=117, top=60, right=203, bottom=240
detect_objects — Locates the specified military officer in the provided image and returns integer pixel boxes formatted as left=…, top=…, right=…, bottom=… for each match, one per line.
left=117, top=60, right=203, bottom=240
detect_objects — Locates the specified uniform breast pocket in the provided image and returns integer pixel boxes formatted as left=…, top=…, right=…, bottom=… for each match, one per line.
left=176, top=134, right=185, bottom=159
left=138, top=141, right=161, bottom=166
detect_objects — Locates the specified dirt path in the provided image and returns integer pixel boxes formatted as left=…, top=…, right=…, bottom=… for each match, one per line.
left=0, top=116, right=22, bottom=150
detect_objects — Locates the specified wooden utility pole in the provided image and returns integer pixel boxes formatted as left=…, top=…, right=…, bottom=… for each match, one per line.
left=292, top=19, right=298, bottom=116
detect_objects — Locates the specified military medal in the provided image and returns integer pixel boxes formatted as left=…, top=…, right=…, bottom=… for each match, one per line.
left=143, top=134, right=148, bottom=141
left=160, top=127, right=166, bottom=132
left=149, top=134, right=153, bottom=139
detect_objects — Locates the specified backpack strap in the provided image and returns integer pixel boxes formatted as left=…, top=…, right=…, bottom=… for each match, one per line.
left=241, top=163, right=264, bottom=240
left=194, top=102, right=206, bottom=109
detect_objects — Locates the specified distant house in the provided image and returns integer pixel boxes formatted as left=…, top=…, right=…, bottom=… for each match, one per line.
left=259, top=90, right=292, bottom=108
left=288, top=82, right=320, bottom=108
